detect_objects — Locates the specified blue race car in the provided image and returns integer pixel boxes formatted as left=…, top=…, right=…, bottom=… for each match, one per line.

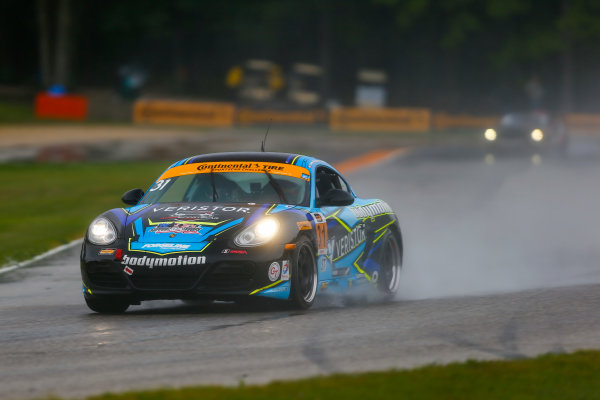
left=81, top=152, right=403, bottom=313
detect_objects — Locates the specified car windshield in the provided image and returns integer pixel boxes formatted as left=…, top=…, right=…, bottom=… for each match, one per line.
left=141, top=170, right=311, bottom=206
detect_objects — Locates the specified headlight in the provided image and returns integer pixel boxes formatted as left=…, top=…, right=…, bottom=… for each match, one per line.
left=234, top=218, right=280, bottom=247
left=87, top=217, right=117, bottom=245
left=484, top=128, right=497, bottom=141
left=531, top=129, right=544, bottom=142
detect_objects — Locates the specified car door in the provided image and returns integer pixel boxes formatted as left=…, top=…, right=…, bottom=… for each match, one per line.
left=313, top=166, right=369, bottom=288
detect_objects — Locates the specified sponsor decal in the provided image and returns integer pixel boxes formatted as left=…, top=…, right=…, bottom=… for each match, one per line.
left=265, top=286, right=288, bottom=293
left=320, top=257, right=327, bottom=272
left=121, top=254, right=206, bottom=268
left=348, top=279, right=353, bottom=288
left=158, top=161, right=311, bottom=182
left=320, top=281, right=329, bottom=290
left=311, top=212, right=328, bottom=255
left=327, top=238, right=335, bottom=258
left=221, top=249, right=248, bottom=255
left=160, top=211, right=218, bottom=221
left=296, top=221, right=312, bottom=230
left=268, top=262, right=281, bottom=282
left=196, top=162, right=284, bottom=172
left=124, top=266, right=133, bottom=276
left=350, top=201, right=393, bottom=219
left=332, top=267, right=350, bottom=277
left=152, top=205, right=251, bottom=214
left=141, top=243, right=190, bottom=250
left=281, top=260, right=290, bottom=281
left=334, top=224, right=366, bottom=259
left=98, top=248, right=116, bottom=256
left=150, top=223, right=203, bottom=234
left=371, top=270, right=379, bottom=283
left=311, top=212, right=325, bottom=223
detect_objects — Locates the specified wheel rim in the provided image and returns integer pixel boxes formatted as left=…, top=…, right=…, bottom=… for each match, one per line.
left=381, top=235, right=401, bottom=293
left=297, top=245, right=317, bottom=303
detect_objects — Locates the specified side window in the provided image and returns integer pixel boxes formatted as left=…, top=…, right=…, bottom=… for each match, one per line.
left=336, top=176, right=351, bottom=193
left=315, top=166, right=352, bottom=200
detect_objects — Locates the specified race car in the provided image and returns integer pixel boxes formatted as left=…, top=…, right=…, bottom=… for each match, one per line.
left=80, top=152, right=403, bottom=313
left=483, top=111, right=568, bottom=154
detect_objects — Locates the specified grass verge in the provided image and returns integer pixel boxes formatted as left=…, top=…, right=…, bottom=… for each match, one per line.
left=75, top=350, right=600, bottom=400
left=0, top=101, right=35, bottom=123
left=0, top=161, right=167, bottom=267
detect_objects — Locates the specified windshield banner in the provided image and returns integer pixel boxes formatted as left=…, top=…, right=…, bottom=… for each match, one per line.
left=159, top=161, right=311, bottom=181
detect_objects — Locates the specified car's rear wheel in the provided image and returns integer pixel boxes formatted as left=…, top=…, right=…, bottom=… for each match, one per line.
left=85, top=296, right=130, bottom=314
left=289, top=237, right=318, bottom=309
left=378, top=233, right=402, bottom=296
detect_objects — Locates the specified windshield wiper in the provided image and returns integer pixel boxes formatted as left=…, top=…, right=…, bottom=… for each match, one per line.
left=210, top=168, right=218, bottom=202
left=263, top=169, right=289, bottom=204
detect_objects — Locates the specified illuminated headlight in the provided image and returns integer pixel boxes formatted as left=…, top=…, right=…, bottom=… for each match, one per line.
left=484, top=128, right=497, bottom=141
left=234, top=218, right=280, bottom=247
left=87, top=217, right=117, bottom=245
left=531, top=129, right=544, bottom=142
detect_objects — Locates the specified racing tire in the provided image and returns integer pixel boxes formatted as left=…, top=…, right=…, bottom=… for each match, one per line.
left=85, top=296, right=130, bottom=314
left=289, top=237, right=318, bottom=309
left=378, top=233, right=402, bottom=297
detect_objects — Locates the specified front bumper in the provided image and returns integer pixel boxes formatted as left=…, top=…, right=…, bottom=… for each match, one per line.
left=80, top=242, right=293, bottom=302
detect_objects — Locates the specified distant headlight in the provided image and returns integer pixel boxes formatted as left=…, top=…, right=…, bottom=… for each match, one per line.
left=531, top=129, right=544, bottom=142
left=234, top=218, right=280, bottom=247
left=87, top=217, right=117, bottom=245
left=484, top=128, right=497, bottom=141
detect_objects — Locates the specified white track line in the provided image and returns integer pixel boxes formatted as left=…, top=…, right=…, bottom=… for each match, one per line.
left=0, top=239, right=82, bottom=275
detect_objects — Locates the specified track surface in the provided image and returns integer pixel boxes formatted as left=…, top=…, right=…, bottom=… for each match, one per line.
left=2, top=138, right=600, bottom=399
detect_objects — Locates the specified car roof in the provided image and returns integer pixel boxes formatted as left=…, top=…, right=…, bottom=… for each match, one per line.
left=167, top=152, right=330, bottom=171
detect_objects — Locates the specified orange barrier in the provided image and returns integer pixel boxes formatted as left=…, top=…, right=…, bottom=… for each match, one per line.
left=330, top=107, right=430, bottom=132
left=35, top=93, right=88, bottom=121
left=133, top=100, right=235, bottom=127
left=433, top=112, right=499, bottom=130
left=565, top=113, right=600, bottom=131
left=236, top=108, right=327, bottom=125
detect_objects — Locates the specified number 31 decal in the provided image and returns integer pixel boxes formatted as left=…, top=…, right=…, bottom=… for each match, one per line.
left=149, top=179, right=171, bottom=192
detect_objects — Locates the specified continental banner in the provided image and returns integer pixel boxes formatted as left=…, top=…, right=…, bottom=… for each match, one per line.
left=133, top=100, right=235, bottom=127
left=330, top=107, right=430, bottom=132
left=433, top=113, right=499, bottom=130
left=236, top=108, right=327, bottom=125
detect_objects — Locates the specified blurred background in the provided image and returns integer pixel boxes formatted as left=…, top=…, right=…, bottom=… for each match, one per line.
left=2, top=0, right=600, bottom=118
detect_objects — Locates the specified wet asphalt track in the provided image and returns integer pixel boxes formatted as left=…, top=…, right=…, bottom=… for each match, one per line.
left=2, top=139, right=600, bottom=399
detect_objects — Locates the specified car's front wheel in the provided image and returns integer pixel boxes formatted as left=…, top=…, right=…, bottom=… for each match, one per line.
left=85, top=296, right=130, bottom=314
left=289, top=237, right=318, bottom=309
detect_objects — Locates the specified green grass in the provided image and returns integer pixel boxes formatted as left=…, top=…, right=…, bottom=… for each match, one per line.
left=73, top=350, right=600, bottom=400
left=0, top=100, right=35, bottom=123
left=0, top=161, right=168, bottom=266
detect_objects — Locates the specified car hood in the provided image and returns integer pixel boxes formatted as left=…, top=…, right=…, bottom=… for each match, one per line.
left=117, top=202, right=307, bottom=254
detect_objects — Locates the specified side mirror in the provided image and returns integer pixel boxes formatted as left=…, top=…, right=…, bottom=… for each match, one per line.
left=318, top=189, right=354, bottom=207
left=122, top=188, right=144, bottom=205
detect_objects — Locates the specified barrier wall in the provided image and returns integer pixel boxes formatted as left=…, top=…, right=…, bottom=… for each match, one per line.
left=35, top=93, right=88, bottom=121
left=330, top=107, right=431, bottom=132
left=565, top=113, right=600, bottom=131
left=133, top=100, right=235, bottom=127
left=433, top=112, right=499, bottom=130
left=236, top=108, right=327, bottom=125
